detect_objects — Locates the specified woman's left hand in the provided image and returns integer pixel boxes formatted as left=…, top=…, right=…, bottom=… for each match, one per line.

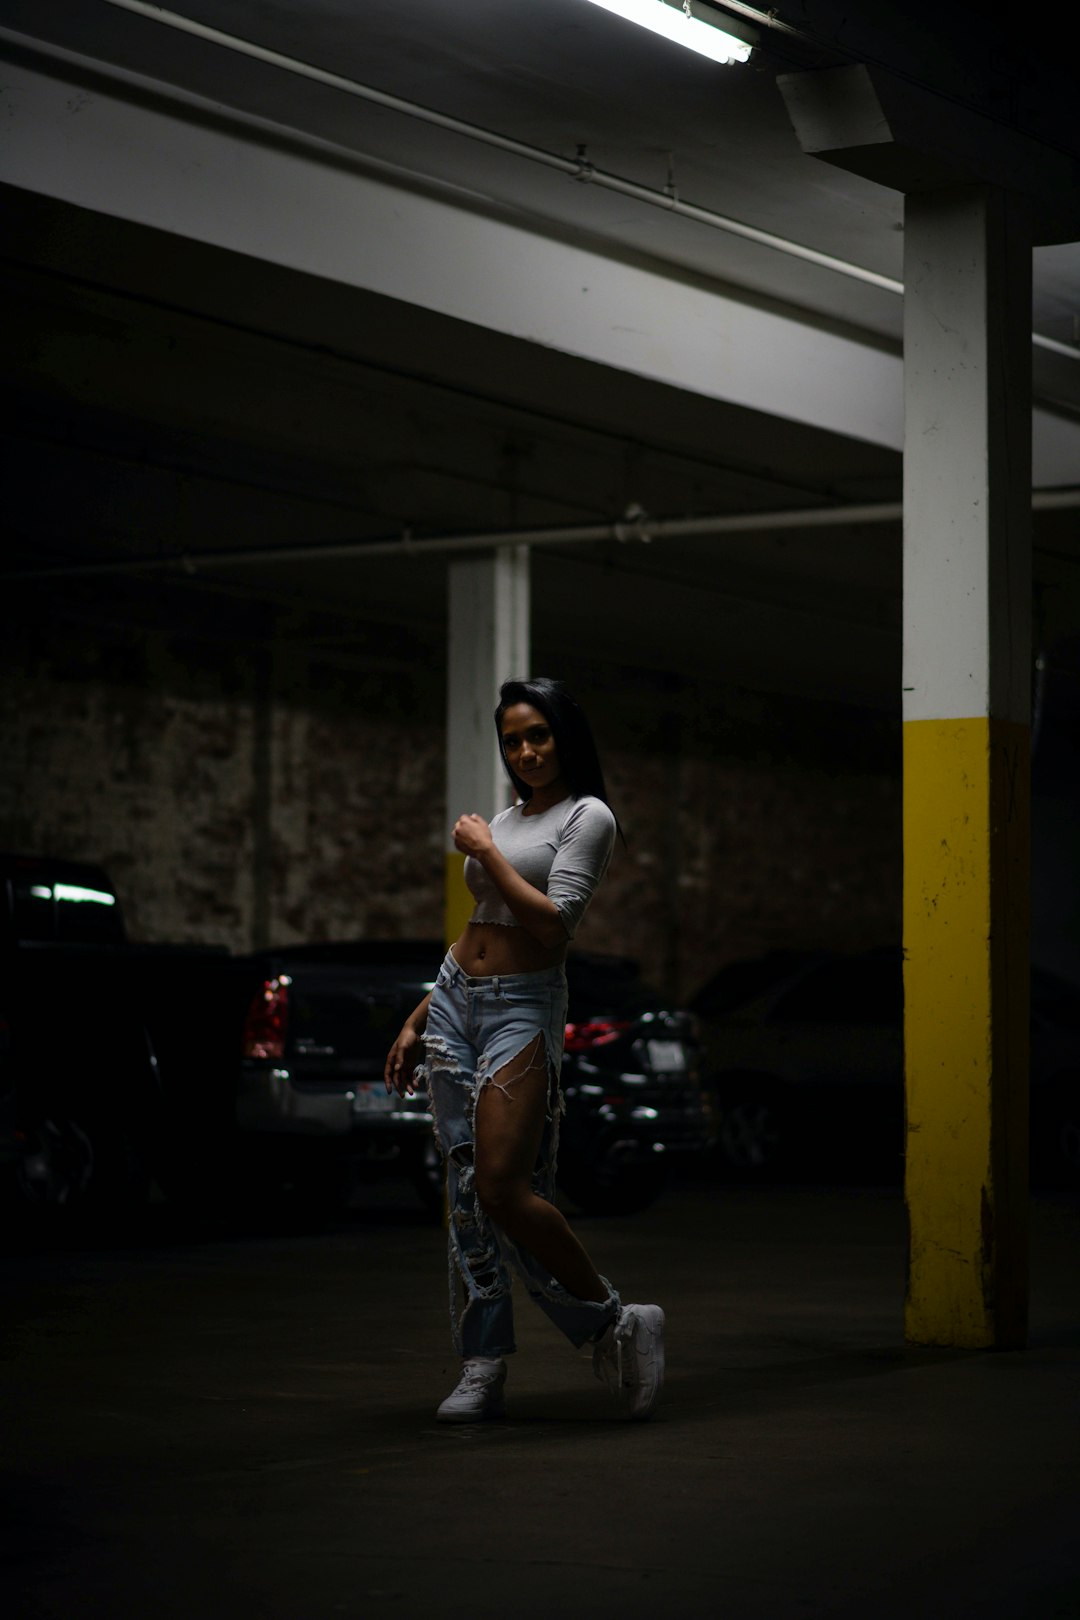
left=452, top=813, right=493, bottom=857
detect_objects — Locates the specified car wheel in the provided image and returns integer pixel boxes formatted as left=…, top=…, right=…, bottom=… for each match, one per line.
left=14, top=1106, right=153, bottom=1219
left=716, top=1083, right=787, bottom=1177
left=15, top=1113, right=96, bottom=1210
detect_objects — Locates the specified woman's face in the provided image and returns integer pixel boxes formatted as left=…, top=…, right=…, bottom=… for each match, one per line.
left=500, top=702, right=565, bottom=796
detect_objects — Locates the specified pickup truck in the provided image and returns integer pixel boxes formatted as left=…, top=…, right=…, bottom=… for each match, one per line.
left=0, top=852, right=242, bottom=1220
left=232, top=941, right=443, bottom=1215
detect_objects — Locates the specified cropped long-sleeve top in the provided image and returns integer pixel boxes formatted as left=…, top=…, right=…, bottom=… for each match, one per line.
left=463, top=794, right=616, bottom=940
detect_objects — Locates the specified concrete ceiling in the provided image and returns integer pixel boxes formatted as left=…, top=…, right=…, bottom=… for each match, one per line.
left=1, top=0, right=1078, bottom=709
left=5, top=0, right=1079, bottom=344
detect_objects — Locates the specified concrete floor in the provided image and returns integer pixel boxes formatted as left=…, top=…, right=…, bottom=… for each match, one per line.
left=3, top=1177, right=1079, bottom=1620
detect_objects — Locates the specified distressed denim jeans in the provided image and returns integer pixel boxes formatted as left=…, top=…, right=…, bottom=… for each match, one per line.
left=422, top=949, right=620, bottom=1359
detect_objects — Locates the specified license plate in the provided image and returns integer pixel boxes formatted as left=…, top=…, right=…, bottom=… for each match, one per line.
left=351, top=1083, right=394, bottom=1114
left=647, top=1039, right=686, bottom=1073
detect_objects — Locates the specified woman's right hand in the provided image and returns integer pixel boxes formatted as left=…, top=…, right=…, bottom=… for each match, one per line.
left=384, top=1023, right=422, bottom=1097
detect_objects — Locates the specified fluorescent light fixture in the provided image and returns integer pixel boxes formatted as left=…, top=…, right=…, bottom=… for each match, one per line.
left=579, top=0, right=754, bottom=64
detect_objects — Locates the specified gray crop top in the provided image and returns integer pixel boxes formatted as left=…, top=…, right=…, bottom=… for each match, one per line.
left=464, top=794, right=616, bottom=940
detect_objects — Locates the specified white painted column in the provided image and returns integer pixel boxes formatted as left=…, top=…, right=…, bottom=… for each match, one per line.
left=444, top=548, right=530, bottom=944
left=902, top=185, right=1032, bottom=1348
left=903, top=187, right=1032, bottom=728
left=780, top=62, right=1056, bottom=1350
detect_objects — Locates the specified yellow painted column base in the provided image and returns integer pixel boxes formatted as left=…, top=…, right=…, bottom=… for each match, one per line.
left=444, top=851, right=473, bottom=949
left=903, top=716, right=1029, bottom=1349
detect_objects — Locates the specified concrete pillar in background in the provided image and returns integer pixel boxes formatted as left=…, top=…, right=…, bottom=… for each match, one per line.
left=445, top=548, right=530, bottom=945
left=902, top=187, right=1031, bottom=1348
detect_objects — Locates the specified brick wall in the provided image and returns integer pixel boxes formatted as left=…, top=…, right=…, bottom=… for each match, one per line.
left=0, top=612, right=901, bottom=998
left=265, top=695, right=443, bottom=945
left=583, top=747, right=901, bottom=1000
left=1, top=665, right=256, bottom=947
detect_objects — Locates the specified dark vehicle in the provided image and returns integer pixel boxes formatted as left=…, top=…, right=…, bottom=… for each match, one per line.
left=691, top=946, right=1080, bottom=1183
left=558, top=951, right=709, bottom=1212
left=234, top=942, right=710, bottom=1216
left=233, top=941, right=442, bottom=1215
left=0, top=853, right=236, bottom=1220
left=0, top=1003, right=16, bottom=1183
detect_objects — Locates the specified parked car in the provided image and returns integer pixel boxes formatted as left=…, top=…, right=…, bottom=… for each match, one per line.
left=558, top=950, right=710, bottom=1212
left=0, top=853, right=237, bottom=1222
left=691, top=946, right=1080, bottom=1183
left=232, top=941, right=443, bottom=1216
left=233, top=942, right=711, bottom=1216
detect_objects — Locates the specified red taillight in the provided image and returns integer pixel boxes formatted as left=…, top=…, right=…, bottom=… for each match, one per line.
left=242, top=975, right=291, bottom=1060
left=563, top=1019, right=631, bottom=1053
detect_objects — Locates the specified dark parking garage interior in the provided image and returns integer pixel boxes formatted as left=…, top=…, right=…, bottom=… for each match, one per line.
left=2, top=2, right=1080, bottom=1615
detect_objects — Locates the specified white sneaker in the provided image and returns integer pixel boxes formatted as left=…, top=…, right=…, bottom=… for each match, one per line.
left=593, top=1304, right=665, bottom=1420
left=436, top=1357, right=507, bottom=1423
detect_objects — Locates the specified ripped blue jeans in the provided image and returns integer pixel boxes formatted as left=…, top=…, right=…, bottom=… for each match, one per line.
left=422, top=949, right=620, bottom=1359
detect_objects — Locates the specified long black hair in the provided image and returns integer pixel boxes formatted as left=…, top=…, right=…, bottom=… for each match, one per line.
left=495, top=678, right=623, bottom=839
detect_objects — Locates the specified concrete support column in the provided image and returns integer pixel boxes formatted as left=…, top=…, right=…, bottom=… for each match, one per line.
left=902, top=186, right=1031, bottom=1348
left=445, top=548, right=530, bottom=945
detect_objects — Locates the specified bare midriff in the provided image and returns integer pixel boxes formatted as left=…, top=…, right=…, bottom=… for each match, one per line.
left=450, top=920, right=567, bottom=977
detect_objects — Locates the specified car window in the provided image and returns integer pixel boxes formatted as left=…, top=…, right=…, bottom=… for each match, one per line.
left=9, top=872, right=125, bottom=945
left=10, top=877, right=55, bottom=941
left=772, top=957, right=902, bottom=1025
left=53, top=880, right=126, bottom=944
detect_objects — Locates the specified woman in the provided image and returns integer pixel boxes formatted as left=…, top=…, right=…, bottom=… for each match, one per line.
left=384, top=677, right=665, bottom=1423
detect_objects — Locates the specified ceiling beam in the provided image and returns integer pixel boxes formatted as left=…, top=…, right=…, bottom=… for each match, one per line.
left=1, top=41, right=906, bottom=454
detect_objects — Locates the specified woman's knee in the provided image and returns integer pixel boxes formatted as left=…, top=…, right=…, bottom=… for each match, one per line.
left=475, top=1167, right=528, bottom=1223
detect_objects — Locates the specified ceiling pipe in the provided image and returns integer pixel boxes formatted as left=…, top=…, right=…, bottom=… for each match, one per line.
left=76, top=0, right=1077, bottom=361
left=8, top=489, right=1079, bottom=583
